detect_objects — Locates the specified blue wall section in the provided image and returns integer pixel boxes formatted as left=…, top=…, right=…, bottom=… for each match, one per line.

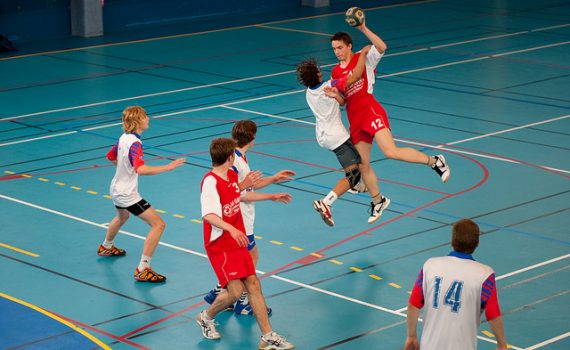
left=0, top=0, right=414, bottom=45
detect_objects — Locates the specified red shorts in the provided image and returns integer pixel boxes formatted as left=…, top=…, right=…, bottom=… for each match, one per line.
left=349, top=102, right=391, bottom=145
left=208, top=248, right=256, bottom=288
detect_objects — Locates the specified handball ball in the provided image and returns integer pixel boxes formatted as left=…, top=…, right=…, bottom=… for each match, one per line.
left=345, top=7, right=365, bottom=27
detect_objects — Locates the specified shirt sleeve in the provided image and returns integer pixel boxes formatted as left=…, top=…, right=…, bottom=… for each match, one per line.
left=128, top=142, right=145, bottom=172
left=366, top=45, right=383, bottom=69
left=106, top=143, right=118, bottom=161
left=409, top=268, right=425, bottom=309
left=201, top=176, right=222, bottom=218
left=482, top=273, right=502, bottom=320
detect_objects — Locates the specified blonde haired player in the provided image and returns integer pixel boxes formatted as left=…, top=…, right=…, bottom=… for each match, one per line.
left=98, top=106, right=185, bottom=283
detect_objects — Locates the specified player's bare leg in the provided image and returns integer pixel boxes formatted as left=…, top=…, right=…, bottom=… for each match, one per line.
left=354, top=141, right=390, bottom=224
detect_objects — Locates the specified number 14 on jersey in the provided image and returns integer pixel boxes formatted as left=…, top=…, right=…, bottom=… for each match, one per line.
left=433, top=276, right=463, bottom=313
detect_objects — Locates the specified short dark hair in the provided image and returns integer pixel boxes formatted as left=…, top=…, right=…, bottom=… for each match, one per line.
left=232, top=120, right=257, bottom=148
left=330, top=32, right=352, bottom=46
left=296, top=58, right=320, bottom=88
left=451, top=219, right=480, bottom=254
left=210, top=138, right=236, bottom=166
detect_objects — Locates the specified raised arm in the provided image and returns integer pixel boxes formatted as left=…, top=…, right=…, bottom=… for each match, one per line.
left=346, top=45, right=371, bottom=86
left=357, top=22, right=387, bottom=54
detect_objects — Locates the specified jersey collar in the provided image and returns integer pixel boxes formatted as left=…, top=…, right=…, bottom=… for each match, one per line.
left=235, top=149, right=243, bottom=157
left=309, top=81, right=324, bottom=90
left=448, top=251, right=475, bottom=261
left=132, top=132, right=142, bottom=139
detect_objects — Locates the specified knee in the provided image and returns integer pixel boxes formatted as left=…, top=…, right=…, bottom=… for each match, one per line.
left=383, top=147, right=399, bottom=160
left=153, top=218, right=166, bottom=231
left=358, top=162, right=371, bottom=173
left=245, top=276, right=261, bottom=292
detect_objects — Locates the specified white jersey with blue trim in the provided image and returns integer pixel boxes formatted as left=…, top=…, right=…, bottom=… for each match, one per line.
left=305, top=80, right=350, bottom=151
left=420, top=254, right=495, bottom=350
left=232, top=149, right=255, bottom=236
left=110, top=133, right=142, bottom=207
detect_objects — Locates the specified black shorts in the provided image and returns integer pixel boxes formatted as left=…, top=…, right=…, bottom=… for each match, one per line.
left=116, top=199, right=151, bottom=216
left=332, top=139, right=361, bottom=169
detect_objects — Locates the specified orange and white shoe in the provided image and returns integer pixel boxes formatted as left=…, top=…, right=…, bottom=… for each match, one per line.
left=97, top=244, right=126, bottom=257
left=134, top=267, right=166, bottom=283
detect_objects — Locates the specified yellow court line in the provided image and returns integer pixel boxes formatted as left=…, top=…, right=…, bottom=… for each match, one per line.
left=86, top=190, right=98, bottom=195
left=38, top=178, right=49, bottom=182
left=329, top=259, right=343, bottom=265
left=482, top=330, right=495, bottom=338
left=0, top=242, right=39, bottom=257
left=270, top=240, right=284, bottom=245
left=310, top=252, right=323, bottom=258
left=389, top=282, right=402, bottom=289
left=254, top=235, right=263, bottom=239
left=102, top=195, right=112, bottom=199
left=350, top=267, right=363, bottom=273
left=290, top=246, right=303, bottom=251
left=191, top=219, right=202, bottom=224
left=369, top=274, right=383, bottom=280
left=54, top=182, right=66, bottom=186
left=173, top=214, right=185, bottom=218
left=156, top=209, right=166, bottom=213
left=4, top=170, right=15, bottom=174
left=21, top=174, right=32, bottom=178
left=0, top=293, right=110, bottom=350
left=70, top=186, right=82, bottom=190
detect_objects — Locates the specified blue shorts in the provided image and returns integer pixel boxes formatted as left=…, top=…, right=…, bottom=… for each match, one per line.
left=247, top=235, right=256, bottom=251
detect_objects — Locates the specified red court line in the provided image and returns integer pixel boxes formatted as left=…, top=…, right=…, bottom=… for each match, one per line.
left=53, top=312, right=151, bottom=350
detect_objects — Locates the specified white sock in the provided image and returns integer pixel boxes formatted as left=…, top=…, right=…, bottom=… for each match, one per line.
left=102, top=239, right=114, bottom=249
left=238, top=292, right=248, bottom=304
left=323, top=191, right=338, bottom=206
left=202, top=310, right=213, bottom=321
left=137, top=255, right=151, bottom=271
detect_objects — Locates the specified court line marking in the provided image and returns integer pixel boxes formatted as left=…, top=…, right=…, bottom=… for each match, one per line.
left=0, top=242, right=39, bottom=257
left=0, top=0, right=437, bottom=62
left=526, top=332, right=570, bottom=350
left=2, top=22, right=567, bottom=123
left=0, top=193, right=524, bottom=348
left=0, top=292, right=111, bottom=350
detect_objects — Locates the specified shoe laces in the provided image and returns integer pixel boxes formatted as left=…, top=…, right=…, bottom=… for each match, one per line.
left=263, top=332, right=287, bottom=345
left=368, top=199, right=384, bottom=215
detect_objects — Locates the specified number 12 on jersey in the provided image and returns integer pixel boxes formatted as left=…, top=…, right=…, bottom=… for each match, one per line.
left=432, top=277, right=463, bottom=313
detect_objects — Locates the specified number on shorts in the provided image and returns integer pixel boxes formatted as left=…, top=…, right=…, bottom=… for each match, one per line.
left=371, top=118, right=383, bottom=130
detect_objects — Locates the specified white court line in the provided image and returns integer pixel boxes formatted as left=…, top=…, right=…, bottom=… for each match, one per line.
left=2, top=22, right=567, bottom=122
left=526, top=332, right=570, bottom=350
left=0, top=192, right=522, bottom=348
left=221, top=105, right=315, bottom=125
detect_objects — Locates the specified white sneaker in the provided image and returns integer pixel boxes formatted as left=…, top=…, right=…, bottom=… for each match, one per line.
left=431, top=154, right=450, bottom=182
left=259, top=331, right=295, bottom=350
left=313, top=200, right=334, bottom=227
left=368, top=196, right=390, bottom=224
left=196, top=310, right=221, bottom=340
left=347, top=179, right=368, bottom=194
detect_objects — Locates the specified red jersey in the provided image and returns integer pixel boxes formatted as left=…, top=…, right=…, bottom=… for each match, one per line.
left=332, top=46, right=390, bottom=144
left=200, top=169, right=247, bottom=256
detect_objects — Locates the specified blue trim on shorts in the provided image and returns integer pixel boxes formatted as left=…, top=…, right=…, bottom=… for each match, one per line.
left=247, top=235, right=256, bottom=251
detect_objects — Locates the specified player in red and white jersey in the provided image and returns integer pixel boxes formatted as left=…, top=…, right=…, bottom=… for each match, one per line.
left=404, top=219, right=507, bottom=350
left=331, top=21, right=451, bottom=222
left=99, top=106, right=185, bottom=283
left=296, top=46, right=390, bottom=226
left=202, top=121, right=294, bottom=316
left=197, top=138, right=294, bottom=350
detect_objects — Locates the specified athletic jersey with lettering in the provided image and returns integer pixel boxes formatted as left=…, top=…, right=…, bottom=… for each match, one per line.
left=305, top=79, right=350, bottom=150
left=331, top=45, right=384, bottom=125
left=200, top=169, right=246, bottom=255
left=107, top=133, right=145, bottom=207
left=409, top=252, right=502, bottom=350
left=231, top=149, right=255, bottom=236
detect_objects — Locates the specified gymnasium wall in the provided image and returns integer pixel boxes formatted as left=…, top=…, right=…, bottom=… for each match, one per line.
left=0, top=0, right=414, bottom=44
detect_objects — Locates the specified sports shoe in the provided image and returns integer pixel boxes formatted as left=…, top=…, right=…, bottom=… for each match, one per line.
left=347, top=179, right=368, bottom=194
left=234, top=300, right=272, bottom=316
left=196, top=310, right=221, bottom=340
left=258, top=331, right=295, bottom=350
left=368, top=196, right=391, bottom=224
left=431, top=154, right=450, bottom=182
left=204, top=288, right=219, bottom=304
left=313, top=200, right=334, bottom=227
left=134, top=267, right=166, bottom=283
left=97, top=244, right=126, bottom=257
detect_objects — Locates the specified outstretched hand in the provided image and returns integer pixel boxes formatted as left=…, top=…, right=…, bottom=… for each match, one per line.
left=241, top=170, right=262, bottom=189
left=273, top=169, right=296, bottom=183
left=271, top=193, right=292, bottom=204
left=167, top=158, right=186, bottom=170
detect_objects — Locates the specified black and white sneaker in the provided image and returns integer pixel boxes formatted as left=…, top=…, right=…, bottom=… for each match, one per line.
left=196, top=310, right=221, bottom=340
left=368, top=196, right=391, bottom=224
left=347, top=179, right=368, bottom=194
left=313, top=200, right=334, bottom=227
left=259, top=331, right=295, bottom=350
left=431, top=154, right=450, bottom=182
